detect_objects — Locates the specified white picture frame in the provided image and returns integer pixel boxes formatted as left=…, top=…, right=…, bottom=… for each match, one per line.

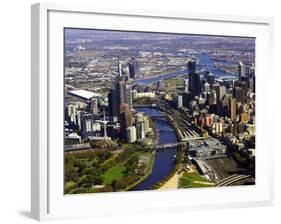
left=31, top=2, right=275, bottom=221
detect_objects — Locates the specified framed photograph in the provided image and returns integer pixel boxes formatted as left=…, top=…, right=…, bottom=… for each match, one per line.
left=31, top=2, right=274, bottom=221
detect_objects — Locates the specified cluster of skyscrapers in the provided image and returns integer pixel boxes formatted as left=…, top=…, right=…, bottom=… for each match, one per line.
left=64, top=53, right=255, bottom=161
left=64, top=58, right=154, bottom=144
left=173, top=59, right=255, bottom=159
left=108, top=60, right=152, bottom=143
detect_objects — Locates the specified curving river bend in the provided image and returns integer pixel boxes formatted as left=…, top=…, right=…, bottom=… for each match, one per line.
left=132, top=107, right=178, bottom=191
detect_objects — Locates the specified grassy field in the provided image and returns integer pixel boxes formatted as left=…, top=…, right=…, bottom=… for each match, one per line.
left=178, top=172, right=214, bottom=188
left=103, top=162, right=126, bottom=184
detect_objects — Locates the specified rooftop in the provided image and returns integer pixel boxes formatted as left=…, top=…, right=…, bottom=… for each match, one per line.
left=69, top=89, right=101, bottom=100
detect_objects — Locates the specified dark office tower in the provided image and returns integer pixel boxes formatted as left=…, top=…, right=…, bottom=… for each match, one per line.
left=188, top=60, right=196, bottom=93
left=120, top=104, right=133, bottom=126
left=187, top=60, right=200, bottom=96
left=119, top=103, right=133, bottom=139
left=233, top=86, right=247, bottom=103
left=182, top=92, right=192, bottom=108
left=128, top=59, right=138, bottom=79
left=124, top=84, right=132, bottom=109
left=192, top=73, right=201, bottom=96
left=115, top=81, right=132, bottom=109
left=108, top=89, right=118, bottom=122
left=116, top=82, right=122, bottom=103
left=238, top=61, right=246, bottom=80
left=240, top=76, right=250, bottom=89
left=234, top=79, right=249, bottom=90
left=187, top=60, right=196, bottom=75
left=64, top=101, right=70, bottom=123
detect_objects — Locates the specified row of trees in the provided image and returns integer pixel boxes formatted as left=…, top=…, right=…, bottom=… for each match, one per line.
left=108, top=153, right=144, bottom=192
left=133, top=96, right=155, bottom=105
left=89, top=139, right=119, bottom=150
left=111, top=174, right=139, bottom=191
left=101, top=149, right=134, bottom=171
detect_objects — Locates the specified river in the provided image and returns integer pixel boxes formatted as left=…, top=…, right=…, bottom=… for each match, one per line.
left=132, top=107, right=178, bottom=191
left=194, top=53, right=238, bottom=78
left=134, top=53, right=237, bottom=85
left=131, top=54, right=237, bottom=190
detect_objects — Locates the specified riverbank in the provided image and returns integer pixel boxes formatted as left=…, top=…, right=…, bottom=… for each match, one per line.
left=126, top=150, right=156, bottom=191
left=132, top=107, right=178, bottom=191
left=159, top=172, right=181, bottom=190
left=134, top=69, right=187, bottom=85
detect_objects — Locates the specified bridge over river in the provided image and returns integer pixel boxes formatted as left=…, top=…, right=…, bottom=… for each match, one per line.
left=156, top=142, right=181, bottom=150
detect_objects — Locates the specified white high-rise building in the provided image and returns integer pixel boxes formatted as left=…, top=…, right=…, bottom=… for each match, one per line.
left=184, top=79, right=189, bottom=92
left=92, top=122, right=101, bottom=132
left=203, top=82, right=210, bottom=93
left=238, top=61, right=246, bottom=80
left=68, top=103, right=78, bottom=125
left=213, top=84, right=226, bottom=102
left=136, top=122, right=145, bottom=139
left=135, top=113, right=146, bottom=139
left=212, top=122, right=223, bottom=134
left=126, top=126, right=137, bottom=143
left=143, top=117, right=150, bottom=133
left=76, top=110, right=84, bottom=130
left=83, top=119, right=92, bottom=132
left=81, top=114, right=92, bottom=132
left=176, top=95, right=183, bottom=109
left=118, top=60, right=122, bottom=77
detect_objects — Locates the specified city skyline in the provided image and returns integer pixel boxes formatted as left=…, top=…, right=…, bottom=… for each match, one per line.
left=64, top=28, right=255, bottom=194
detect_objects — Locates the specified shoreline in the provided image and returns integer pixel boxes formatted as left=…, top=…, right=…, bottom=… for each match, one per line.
left=125, top=111, right=159, bottom=191
left=133, top=69, right=187, bottom=85
left=159, top=172, right=181, bottom=190
left=129, top=107, right=179, bottom=191
left=125, top=150, right=156, bottom=191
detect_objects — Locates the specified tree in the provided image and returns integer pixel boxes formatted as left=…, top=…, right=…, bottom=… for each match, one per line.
left=74, top=160, right=87, bottom=172
left=112, top=179, right=127, bottom=190
left=65, top=156, right=79, bottom=182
